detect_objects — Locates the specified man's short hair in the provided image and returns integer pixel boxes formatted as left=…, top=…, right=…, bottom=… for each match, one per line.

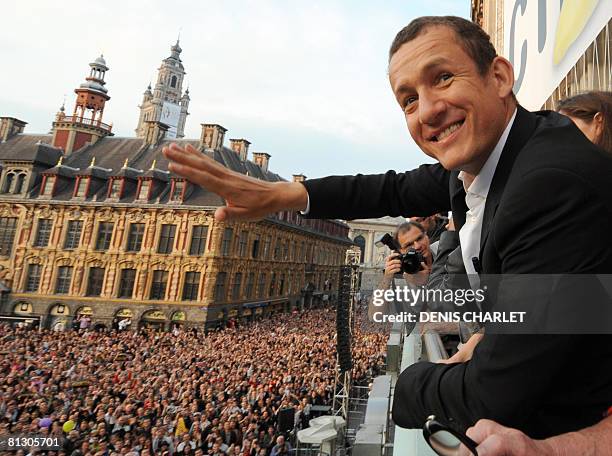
left=393, top=221, right=424, bottom=245
left=389, top=16, right=497, bottom=76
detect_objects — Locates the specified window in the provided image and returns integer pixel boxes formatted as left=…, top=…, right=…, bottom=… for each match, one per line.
left=214, top=272, right=227, bottom=301
left=269, top=272, right=276, bottom=296
left=170, top=180, right=185, bottom=202
left=189, top=225, right=208, bottom=256
left=86, top=267, right=105, bottom=296
left=63, top=220, right=83, bottom=249
left=55, top=266, right=73, bottom=294
left=150, top=270, right=168, bottom=300
left=258, top=273, right=266, bottom=298
left=238, top=231, right=248, bottom=256
left=14, top=173, right=26, bottom=194
left=221, top=228, right=233, bottom=256
left=279, top=274, right=285, bottom=295
left=75, top=177, right=89, bottom=197
left=245, top=272, right=255, bottom=299
left=95, top=222, right=114, bottom=251
left=232, top=273, right=242, bottom=300
left=109, top=179, right=123, bottom=199
left=283, top=241, right=289, bottom=260
left=126, top=223, right=145, bottom=252
left=118, top=269, right=136, bottom=298
left=287, top=273, right=292, bottom=294
left=182, top=271, right=200, bottom=301
left=353, top=235, right=366, bottom=263
left=40, top=176, right=55, bottom=196
left=157, top=224, right=176, bottom=254
left=251, top=235, right=260, bottom=259
left=138, top=180, right=151, bottom=199
left=263, top=235, right=271, bottom=260
left=34, top=219, right=53, bottom=247
left=25, top=264, right=41, bottom=292
left=2, top=173, right=14, bottom=193
left=274, top=240, right=280, bottom=260
left=170, top=75, right=177, bottom=88
left=0, top=217, right=17, bottom=256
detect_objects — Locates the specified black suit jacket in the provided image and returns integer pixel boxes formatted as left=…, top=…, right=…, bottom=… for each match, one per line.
left=303, top=106, right=612, bottom=438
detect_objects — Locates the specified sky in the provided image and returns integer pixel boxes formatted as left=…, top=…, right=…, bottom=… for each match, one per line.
left=0, top=0, right=469, bottom=180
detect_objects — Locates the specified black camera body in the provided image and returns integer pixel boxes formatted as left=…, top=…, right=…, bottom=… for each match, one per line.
left=377, top=233, right=424, bottom=274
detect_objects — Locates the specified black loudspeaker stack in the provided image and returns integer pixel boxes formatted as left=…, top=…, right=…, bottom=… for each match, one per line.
left=336, top=266, right=353, bottom=373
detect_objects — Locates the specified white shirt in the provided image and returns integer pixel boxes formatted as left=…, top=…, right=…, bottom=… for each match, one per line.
left=459, top=109, right=517, bottom=288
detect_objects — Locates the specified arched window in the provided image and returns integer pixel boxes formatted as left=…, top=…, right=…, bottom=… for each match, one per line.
left=170, top=75, right=177, bottom=88
left=353, top=235, right=366, bottom=264
left=2, top=173, right=14, bottom=193
left=14, top=173, right=26, bottom=194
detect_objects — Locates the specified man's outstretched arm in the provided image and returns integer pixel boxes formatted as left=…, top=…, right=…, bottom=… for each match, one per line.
left=163, top=143, right=451, bottom=221
left=163, top=143, right=308, bottom=220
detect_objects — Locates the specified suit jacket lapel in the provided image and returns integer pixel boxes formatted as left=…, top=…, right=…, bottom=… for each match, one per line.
left=479, top=105, right=539, bottom=256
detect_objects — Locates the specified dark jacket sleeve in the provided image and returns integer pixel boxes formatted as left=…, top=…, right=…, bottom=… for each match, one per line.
left=301, top=164, right=451, bottom=220
left=392, top=166, right=612, bottom=438
left=426, top=231, right=465, bottom=291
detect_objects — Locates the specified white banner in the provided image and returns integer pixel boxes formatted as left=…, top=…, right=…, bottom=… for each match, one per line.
left=504, top=0, right=612, bottom=110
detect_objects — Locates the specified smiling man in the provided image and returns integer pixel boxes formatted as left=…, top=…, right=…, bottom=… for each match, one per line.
left=163, top=16, right=612, bottom=438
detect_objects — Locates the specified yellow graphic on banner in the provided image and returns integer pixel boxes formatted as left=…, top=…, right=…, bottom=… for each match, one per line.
left=553, top=0, right=599, bottom=64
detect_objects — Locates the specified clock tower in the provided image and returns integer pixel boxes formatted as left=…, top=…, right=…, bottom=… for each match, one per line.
left=135, top=40, right=190, bottom=139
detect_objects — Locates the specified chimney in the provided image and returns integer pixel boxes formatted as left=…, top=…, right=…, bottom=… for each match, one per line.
left=0, top=117, right=27, bottom=142
left=143, top=120, right=169, bottom=145
left=229, top=138, right=251, bottom=161
left=200, top=124, right=227, bottom=151
left=292, top=174, right=306, bottom=183
left=252, top=152, right=271, bottom=172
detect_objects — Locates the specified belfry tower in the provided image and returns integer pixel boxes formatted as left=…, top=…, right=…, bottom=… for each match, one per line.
left=52, top=55, right=113, bottom=154
left=135, top=40, right=190, bottom=139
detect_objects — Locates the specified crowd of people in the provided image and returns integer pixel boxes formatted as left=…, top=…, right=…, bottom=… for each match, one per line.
left=0, top=308, right=388, bottom=456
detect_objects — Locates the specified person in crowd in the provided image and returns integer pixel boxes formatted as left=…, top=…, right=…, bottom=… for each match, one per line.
left=409, top=214, right=448, bottom=243
left=269, top=436, right=291, bottom=456
left=0, top=308, right=386, bottom=456
left=557, top=91, right=612, bottom=154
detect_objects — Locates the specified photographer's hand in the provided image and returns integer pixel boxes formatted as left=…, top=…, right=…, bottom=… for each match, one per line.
left=384, top=253, right=402, bottom=278
left=163, top=143, right=308, bottom=221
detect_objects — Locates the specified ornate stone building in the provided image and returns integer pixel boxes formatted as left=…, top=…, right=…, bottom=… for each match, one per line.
left=347, top=216, right=406, bottom=298
left=0, top=50, right=351, bottom=330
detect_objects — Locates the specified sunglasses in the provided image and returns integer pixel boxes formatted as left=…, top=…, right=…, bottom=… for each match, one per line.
left=422, top=416, right=478, bottom=456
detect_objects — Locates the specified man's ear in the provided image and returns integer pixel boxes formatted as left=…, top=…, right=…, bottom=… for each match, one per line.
left=490, top=56, right=515, bottom=99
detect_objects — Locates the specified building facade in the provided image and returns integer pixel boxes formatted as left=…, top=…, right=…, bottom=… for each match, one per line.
left=0, top=48, right=351, bottom=331
left=347, top=216, right=406, bottom=298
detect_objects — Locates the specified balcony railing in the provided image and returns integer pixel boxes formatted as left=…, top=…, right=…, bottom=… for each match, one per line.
left=58, top=116, right=112, bottom=132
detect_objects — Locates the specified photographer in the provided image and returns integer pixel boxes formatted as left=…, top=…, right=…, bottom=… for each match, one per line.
left=369, top=221, right=433, bottom=323
left=382, top=221, right=433, bottom=288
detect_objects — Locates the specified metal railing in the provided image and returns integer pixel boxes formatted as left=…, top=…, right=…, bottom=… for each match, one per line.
left=57, top=115, right=112, bottom=132
left=391, top=326, right=445, bottom=456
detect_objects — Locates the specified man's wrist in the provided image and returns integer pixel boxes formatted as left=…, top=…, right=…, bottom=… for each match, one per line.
left=276, top=182, right=309, bottom=212
left=542, top=431, right=591, bottom=456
